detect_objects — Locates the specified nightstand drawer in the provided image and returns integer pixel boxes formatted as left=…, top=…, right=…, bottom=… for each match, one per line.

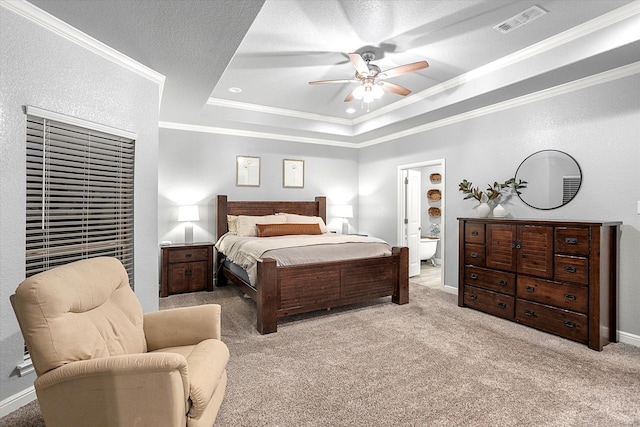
left=168, top=247, right=209, bottom=263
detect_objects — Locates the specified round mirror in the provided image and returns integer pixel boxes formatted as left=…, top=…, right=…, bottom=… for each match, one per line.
left=515, top=150, right=582, bottom=210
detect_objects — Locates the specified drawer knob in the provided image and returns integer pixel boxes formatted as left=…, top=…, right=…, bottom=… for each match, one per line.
left=524, top=309, right=535, bottom=317
left=469, top=294, right=477, bottom=300
left=498, top=279, right=507, bottom=286
left=564, top=294, right=577, bottom=301
left=185, top=253, right=193, bottom=258
left=565, top=237, right=578, bottom=244
left=564, top=266, right=577, bottom=273
left=470, top=252, right=478, bottom=258
left=470, top=273, right=479, bottom=280
left=471, top=231, right=479, bottom=236
left=497, top=302, right=507, bottom=309
left=525, top=285, right=535, bottom=292
left=564, top=320, right=576, bottom=328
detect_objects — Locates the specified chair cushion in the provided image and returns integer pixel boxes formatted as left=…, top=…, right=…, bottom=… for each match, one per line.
left=12, top=257, right=146, bottom=376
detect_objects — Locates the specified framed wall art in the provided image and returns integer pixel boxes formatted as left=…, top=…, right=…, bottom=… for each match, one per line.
left=283, top=159, right=304, bottom=188
left=236, top=155, right=260, bottom=187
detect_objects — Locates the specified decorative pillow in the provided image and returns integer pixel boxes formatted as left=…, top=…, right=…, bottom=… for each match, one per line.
left=256, top=223, right=322, bottom=237
left=227, top=215, right=238, bottom=234
left=236, top=215, right=285, bottom=237
left=276, top=213, right=328, bottom=233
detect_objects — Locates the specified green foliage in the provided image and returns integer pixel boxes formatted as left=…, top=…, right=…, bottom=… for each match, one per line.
left=459, top=178, right=527, bottom=203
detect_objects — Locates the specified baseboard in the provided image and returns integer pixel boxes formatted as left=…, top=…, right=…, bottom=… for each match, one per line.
left=0, top=386, right=36, bottom=418
left=442, top=284, right=458, bottom=294
left=619, top=330, right=640, bottom=348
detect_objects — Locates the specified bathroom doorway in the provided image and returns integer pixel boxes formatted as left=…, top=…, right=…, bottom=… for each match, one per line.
left=397, top=159, right=444, bottom=288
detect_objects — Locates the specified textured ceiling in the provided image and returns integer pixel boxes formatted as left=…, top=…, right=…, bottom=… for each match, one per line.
left=28, top=0, right=640, bottom=146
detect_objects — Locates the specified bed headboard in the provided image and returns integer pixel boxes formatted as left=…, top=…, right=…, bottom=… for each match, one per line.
left=216, top=195, right=327, bottom=241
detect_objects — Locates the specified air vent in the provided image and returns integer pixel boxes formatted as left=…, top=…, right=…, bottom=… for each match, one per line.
left=494, top=5, right=548, bottom=34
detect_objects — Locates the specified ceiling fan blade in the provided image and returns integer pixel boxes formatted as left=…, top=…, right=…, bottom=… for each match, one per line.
left=309, top=79, right=355, bottom=85
left=380, top=60, right=429, bottom=79
left=348, top=53, right=370, bottom=75
left=380, top=81, right=411, bottom=96
left=344, top=89, right=356, bottom=102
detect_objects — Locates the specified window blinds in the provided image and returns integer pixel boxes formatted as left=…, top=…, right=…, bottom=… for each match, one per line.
left=25, top=112, right=135, bottom=286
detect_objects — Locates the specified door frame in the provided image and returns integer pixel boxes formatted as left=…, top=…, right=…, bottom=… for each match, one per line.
left=397, top=159, right=446, bottom=285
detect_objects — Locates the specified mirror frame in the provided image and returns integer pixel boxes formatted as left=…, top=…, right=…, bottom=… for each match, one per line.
left=515, top=149, right=582, bottom=210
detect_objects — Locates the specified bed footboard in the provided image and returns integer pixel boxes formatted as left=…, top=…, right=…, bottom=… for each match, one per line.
left=254, top=246, right=409, bottom=334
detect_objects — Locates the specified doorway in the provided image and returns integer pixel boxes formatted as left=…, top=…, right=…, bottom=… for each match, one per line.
left=397, top=159, right=445, bottom=288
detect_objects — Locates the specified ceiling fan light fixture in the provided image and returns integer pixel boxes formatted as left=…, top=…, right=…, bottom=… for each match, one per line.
left=371, top=84, right=384, bottom=99
left=352, top=85, right=365, bottom=100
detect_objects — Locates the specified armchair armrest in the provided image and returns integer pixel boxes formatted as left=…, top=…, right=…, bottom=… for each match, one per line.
left=144, top=304, right=222, bottom=351
left=34, top=353, right=190, bottom=427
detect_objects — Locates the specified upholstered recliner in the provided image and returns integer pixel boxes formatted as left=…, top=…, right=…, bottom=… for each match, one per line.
left=10, top=257, right=229, bottom=427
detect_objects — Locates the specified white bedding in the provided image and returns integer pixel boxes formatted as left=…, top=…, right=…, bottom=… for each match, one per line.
left=215, top=233, right=392, bottom=285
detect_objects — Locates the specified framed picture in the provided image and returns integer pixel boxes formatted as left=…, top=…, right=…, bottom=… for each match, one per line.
left=236, top=156, right=260, bottom=187
left=283, top=159, right=304, bottom=188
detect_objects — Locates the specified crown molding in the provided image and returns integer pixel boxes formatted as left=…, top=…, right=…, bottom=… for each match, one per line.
left=206, top=98, right=354, bottom=126
left=159, top=121, right=355, bottom=148
left=1, top=0, right=165, bottom=105
left=358, top=61, right=640, bottom=148
left=167, top=62, right=640, bottom=149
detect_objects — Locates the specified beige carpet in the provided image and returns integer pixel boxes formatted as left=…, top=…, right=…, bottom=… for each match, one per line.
left=3, top=282, right=640, bottom=426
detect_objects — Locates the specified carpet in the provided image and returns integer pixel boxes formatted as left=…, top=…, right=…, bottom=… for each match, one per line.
left=3, top=283, right=639, bottom=426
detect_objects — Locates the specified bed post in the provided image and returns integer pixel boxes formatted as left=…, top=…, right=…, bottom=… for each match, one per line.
left=392, top=246, right=409, bottom=305
left=315, top=196, right=327, bottom=224
left=256, top=257, right=278, bottom=334
left=216, top=195, right=228, bottom=240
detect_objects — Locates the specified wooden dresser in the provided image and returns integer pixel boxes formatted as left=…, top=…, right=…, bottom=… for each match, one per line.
left=160, top=243, right=214, bottom=297
left=458, top=218, right=621, bottom=351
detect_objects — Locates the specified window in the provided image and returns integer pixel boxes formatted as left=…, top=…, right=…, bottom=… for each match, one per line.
left=25, top=106, right=135, bottom=285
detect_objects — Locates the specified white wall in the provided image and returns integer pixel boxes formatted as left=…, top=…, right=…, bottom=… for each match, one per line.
left=359, top=73, right=640, bottom=339
left=0, top=6, right=160, bottom=405
left=158, top=128, right=360, bottom=244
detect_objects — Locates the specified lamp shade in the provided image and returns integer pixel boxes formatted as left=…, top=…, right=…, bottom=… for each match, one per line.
left=178, top=205, right=199, bottom=222
left=333, top=205, right=353, bottom=218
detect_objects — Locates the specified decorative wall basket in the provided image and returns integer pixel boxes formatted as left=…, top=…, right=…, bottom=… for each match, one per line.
left=427, top=189, right=441, bottom=201
left=428, top=207, right=441, bottom=217
left=429, top=173, right=442, bottom=183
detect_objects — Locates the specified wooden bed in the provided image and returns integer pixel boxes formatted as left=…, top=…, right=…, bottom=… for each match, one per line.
left=215, top=195, right=409, bottom=334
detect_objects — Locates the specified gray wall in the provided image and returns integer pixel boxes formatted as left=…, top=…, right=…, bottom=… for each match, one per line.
left=0, top=8, right=160, bottom=403
left=359, top=73, right=640, bottom=338
left=158, top=128, right=359, bottom=244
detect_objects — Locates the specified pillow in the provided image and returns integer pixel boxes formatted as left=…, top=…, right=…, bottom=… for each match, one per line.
left=256, top=223, right=322, bottom=237
left=276, top=213, right=328, bottom=233
left=236, top=215, right=285, bottom=237
left=227, top=215, right=238, bottom=234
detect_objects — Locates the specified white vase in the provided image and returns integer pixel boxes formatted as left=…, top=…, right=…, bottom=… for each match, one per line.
left=493, top=203, right=507, bottom=218
left=476, top=202, right=490, bottom=218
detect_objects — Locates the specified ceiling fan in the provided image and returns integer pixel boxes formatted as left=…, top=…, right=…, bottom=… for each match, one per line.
left=308, top=51, right=429, bottom=109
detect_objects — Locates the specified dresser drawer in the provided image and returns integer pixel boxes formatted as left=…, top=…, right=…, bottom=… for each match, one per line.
left=465, top=266, right=515, bottom=295
left=464, top=286, right=514, bottom=320
left=554, top=255, right=588, bottom=285
left=555, top=227, right=589, bottom=256
left=168, top=247, right=209, bottom=263
left=517, top=276, right=587, bottom=313
left=516, top=299, right=587, bottom=343
left=464, top=244, right=485, bottom=267
left=465, top=223, right=485, bottom=243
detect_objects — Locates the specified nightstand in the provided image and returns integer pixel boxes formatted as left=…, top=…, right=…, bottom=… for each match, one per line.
left=160, top=243, right=214, bottom=297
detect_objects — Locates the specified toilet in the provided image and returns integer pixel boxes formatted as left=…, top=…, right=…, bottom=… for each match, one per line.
left=420, top=236, right=439, bottom=266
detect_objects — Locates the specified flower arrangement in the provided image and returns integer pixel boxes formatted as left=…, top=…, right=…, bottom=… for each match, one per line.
left=459, top=178, right=527, bottom=203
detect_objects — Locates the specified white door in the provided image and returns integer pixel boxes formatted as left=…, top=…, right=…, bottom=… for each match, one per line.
left=405, top=170, right=422, bottom=277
